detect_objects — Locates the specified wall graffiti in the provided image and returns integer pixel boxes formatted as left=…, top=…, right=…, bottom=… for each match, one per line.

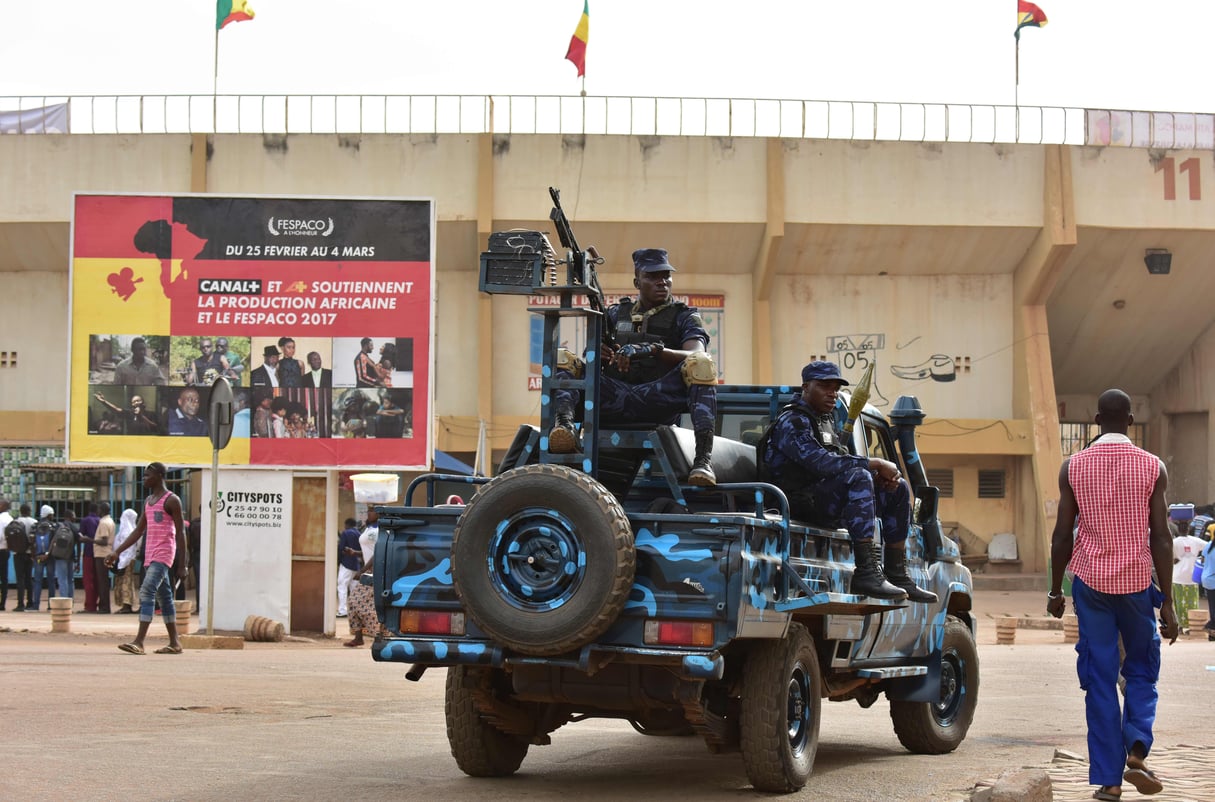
left=826, top=332, right=967, bottom=407
left=891, top=354, right=957, bottom=382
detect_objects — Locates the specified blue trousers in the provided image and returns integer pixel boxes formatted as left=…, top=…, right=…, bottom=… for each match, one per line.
left=53, top=557, right=75, bottom=599
left=30, top=558, right=53, bottom=609
left=555, top=366, right=717, bottom=434
left=139, top=560, right=176, bottom=624
left=805, top=466, right=911, bottom=545
left=1071, top=576, right=1162, bottom=787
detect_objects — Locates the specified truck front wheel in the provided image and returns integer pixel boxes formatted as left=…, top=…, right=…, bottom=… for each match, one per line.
left=445, top=666, right=529, bottom=777
left=739, top=623, right=821, bottom=792
left=889, top=616, right=979, bottom=754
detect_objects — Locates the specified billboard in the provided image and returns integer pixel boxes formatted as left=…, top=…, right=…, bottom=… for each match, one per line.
left=69, top=193, right=435, bottom=469
left=199, top=469, right=293, bottom=631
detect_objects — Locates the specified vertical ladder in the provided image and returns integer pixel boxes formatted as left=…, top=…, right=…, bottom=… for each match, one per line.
left=536, top=291, right=603, bottom=479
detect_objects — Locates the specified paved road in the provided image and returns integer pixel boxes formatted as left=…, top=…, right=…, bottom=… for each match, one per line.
left=2, top=603, right=1213, bottom=802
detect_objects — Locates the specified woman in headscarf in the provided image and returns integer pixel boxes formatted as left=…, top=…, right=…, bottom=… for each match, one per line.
left=111, top=508, right=142, bottom=614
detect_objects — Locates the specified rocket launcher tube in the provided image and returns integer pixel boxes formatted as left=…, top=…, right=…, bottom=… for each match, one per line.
left=842, top=360, right=875, bottom=434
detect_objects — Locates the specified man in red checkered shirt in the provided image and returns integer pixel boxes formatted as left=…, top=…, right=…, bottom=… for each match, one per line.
left=1048, top=389, right=1178, bottom=801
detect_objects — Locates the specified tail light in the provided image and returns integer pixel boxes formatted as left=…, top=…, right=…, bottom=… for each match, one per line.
left=644, top=620, right=714, bottom=647
left=399, top=610, right=465, bottom=636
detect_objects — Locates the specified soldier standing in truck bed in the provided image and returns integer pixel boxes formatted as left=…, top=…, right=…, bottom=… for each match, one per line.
left=550, top=248, right=718, bottom=486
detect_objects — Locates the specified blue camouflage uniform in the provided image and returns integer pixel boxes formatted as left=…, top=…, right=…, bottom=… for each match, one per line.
left=760, top=398, right=910, bottom=545
left=554, top=300, right=717, bottom=432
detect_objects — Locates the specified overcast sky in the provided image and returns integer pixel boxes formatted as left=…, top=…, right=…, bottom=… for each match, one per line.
left=3, top=1, right=1212, bottom=114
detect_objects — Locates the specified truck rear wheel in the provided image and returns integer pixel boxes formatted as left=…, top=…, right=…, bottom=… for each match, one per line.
left=889, top=616, right=979, bottom=754
left=445, top=666, right=529, bottom=776
left=739, top=623, right=821, bottom=792
left=451, top=464, right=635, bottom=656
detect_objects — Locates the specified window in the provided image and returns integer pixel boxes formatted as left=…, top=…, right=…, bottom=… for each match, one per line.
left=1060, top=422, right=1147, bottom=456
left=863, top=422, right=893, bottom=461
left=978, top=470, right=1006, bottom=499
left=927, top=468, right=954, bottom=498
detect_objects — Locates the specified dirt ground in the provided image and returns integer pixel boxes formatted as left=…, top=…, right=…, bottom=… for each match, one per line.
left=1, top=590, right=1212, bottom=802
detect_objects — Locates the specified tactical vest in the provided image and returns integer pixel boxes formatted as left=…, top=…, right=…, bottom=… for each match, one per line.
left=755, top=402, right=850, bottom=521
left=607, top=298, right=687, bottom=384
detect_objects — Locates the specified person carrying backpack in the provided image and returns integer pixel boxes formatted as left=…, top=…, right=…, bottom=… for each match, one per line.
left=30, top=506, right=56, bottom=611
left=1, top=500, right=14, bottom=610
left=49, top=510, right=79, bottom=601
left=8, top=503, right=36, bottom=611
left=5, top=514, right=32, bottom=611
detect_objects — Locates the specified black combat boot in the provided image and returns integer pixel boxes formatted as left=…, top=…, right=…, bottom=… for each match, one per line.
left=549, top=404, right=579, bottom=454
left=883, top=543, right=938, bottom=603
left=688, top=430, right=716, bottom=486
left=850, top=540, right=907, bottom=600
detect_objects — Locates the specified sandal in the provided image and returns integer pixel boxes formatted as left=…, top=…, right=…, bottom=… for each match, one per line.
left=118, top=642, right=145, bottom=655
left=1093, top=788, right=1120, bottom=802
left=154, top=644, right=183, bottom=655
left=1123, top=767, right=1163, bottom=795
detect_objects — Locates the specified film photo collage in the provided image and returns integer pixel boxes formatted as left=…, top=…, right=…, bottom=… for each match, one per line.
left=87, top=334, right=414, bottom=440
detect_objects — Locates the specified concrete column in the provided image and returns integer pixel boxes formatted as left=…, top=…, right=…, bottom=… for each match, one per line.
left=476, top=129, right=495, bottom=440
left=751, top=138, right=785, bottom=384
left=1012, top=145, right=1075, bottom=573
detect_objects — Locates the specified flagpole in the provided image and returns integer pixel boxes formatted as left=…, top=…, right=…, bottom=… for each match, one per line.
left=1014, top=36, right=1020, bottom=142
left=213, top=25, right=220, bottom=132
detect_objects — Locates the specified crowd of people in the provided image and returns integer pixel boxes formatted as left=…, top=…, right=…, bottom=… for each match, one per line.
left=1165, top=502, right=1215, bottom=640
left=0, top=493, right=198, bottom=621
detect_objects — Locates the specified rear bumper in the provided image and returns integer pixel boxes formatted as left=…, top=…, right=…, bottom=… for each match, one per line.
left=372, top=637, right=725, bottom=680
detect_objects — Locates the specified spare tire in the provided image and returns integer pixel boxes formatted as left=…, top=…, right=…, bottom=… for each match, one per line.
left=451, top=464, right=634, bottom=656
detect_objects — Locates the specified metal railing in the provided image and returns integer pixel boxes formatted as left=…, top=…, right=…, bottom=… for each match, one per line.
left=2, top=93, right=1211, bottom=148
left=1, top=93, right=1097, bottom=144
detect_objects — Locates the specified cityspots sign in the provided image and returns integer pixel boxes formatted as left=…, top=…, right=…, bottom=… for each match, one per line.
left=68, top=193, right=435, bottom=469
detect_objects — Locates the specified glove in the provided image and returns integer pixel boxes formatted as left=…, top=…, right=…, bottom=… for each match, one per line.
left=616, top=342, right=663, bottom=360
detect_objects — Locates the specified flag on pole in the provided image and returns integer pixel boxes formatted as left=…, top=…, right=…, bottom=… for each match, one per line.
left=565, top=1, right=589, bottom=77
left=217, top=0, right=255, bottom=30
left=1015, top=1, right=1047, bottom=39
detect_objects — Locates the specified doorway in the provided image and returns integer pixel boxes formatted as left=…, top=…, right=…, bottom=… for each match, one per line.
left=291, top=476, right=327, bottom=632
left=1167, top=412, right=1209, bottom=506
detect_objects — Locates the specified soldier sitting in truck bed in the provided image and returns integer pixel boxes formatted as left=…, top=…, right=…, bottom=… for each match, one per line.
left=550, top=247, right=719, bottom=486
left=757, top=360, right=936, bottom=603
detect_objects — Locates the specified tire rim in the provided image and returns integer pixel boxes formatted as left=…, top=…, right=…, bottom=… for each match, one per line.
left=933, top=645, right=965, bottom=726
left=786, top=661, right=812, bottom=755
left=487, top=507, right=586, bottom=611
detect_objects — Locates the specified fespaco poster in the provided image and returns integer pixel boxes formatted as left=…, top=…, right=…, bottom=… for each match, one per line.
left=69, top=193, right=434, bottom=469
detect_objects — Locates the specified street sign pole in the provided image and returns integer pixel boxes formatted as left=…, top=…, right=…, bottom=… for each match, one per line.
left=208, top=441, right=220, bottom=634
left=206, top=377, right=235, bottom=635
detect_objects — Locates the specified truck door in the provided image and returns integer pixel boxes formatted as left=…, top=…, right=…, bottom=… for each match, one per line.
left=859, top=417, right=937, bottom=657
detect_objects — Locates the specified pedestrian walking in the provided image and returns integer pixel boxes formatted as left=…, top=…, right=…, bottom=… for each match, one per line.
left=1047, top=389, right=1178, bottom=801
left=104, top=462, right=189, bottom=654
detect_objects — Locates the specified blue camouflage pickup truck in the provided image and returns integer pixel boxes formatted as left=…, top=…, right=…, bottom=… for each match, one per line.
left=371, top=194, right=977, bottom=793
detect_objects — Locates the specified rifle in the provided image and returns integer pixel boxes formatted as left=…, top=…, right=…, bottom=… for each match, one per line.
left=549, top=187, right=614, bottom=347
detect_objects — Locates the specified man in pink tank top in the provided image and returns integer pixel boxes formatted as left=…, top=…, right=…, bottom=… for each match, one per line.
left=104, top=462, right=189, bottom=655
left=1048, top=389, right=1178, bottom=801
